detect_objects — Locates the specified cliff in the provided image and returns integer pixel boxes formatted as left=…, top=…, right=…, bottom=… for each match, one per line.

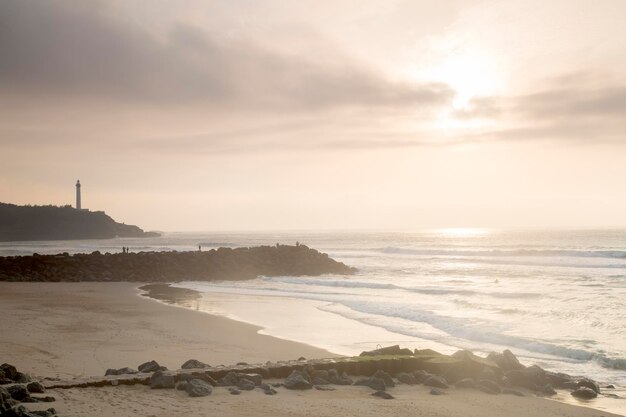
left=0, top=202, right=160, bottom=241
left=0, top=244, right=357, bottom=282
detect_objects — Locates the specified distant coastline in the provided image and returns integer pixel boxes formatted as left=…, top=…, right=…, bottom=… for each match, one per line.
left=0, top=202, right=160, bottom=241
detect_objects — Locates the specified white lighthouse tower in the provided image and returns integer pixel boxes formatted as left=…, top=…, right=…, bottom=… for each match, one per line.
left=75, top=180, right=82, bottom=210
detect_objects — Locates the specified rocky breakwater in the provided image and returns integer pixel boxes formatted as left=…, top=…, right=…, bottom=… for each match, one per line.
left=0, top=244, right=357, bottom=282
left=42, top=345, right=619, bottom=404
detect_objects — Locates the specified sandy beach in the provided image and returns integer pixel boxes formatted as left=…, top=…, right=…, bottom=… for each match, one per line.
left=1, top=282, right=623, bottom=417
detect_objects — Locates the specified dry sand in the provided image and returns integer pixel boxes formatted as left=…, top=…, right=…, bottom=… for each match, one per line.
left=0, top=282, right=622, bottom=417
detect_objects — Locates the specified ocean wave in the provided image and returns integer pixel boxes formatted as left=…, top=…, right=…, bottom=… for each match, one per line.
left=331, top=300, right=626, bottom=371
left=262, top=276, right=541, bottom=299
left=379, top=247, right=626, bottom=259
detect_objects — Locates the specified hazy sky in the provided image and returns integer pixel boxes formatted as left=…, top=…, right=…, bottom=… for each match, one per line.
left=1, top=0, right=625, bottom=231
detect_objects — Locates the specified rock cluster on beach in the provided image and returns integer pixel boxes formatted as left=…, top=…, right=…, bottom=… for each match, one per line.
left=1, top=364, right=57, bottom=417
left=0, top=244, right=357, bottom=282
left=40, top=345, right=615, bottom=405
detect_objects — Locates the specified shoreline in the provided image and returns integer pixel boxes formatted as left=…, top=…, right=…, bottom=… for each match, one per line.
left=1, top=281, right=624, bottom=416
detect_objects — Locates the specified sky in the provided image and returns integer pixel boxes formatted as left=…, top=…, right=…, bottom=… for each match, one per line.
left=1, top=0, right=625, bottom=231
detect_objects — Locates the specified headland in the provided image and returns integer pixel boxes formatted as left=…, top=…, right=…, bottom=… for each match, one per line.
left=0, top=203, right=159, bottom=242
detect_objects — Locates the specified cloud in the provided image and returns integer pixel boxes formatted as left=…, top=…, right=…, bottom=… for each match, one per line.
left=0, top=0, right=453, bottom=112
left=452, top=73, right=626, bottom=143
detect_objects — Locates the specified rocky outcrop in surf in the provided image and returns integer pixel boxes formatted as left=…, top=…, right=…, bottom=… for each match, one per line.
left=0, top=245, right=357, bottom=282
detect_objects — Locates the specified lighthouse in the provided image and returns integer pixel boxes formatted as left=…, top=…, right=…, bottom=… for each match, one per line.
left=75, top=180, right=82, bottom=210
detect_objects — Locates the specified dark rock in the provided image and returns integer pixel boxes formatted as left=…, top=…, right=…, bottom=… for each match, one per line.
left=29, top=410, right=55, bottom=417
left=176, top=381, right=188, bottom=391
left=0, top=379, right=13, bottom=385
left=423, top=375, right=448, bottom=389
left=0, top=405, right=39, bottom=417
left=371, top=390, right=394, bottom=399
left=149, top=371, right=175, bottom=389
left=0, top=365, right=18, bottom=381
left=545, top=371, right=573, bottom=388
left=312, top=377, right=330, bottom=385
left=258, top=383, right=278, bottom=395
left=502, top=388, right=525, bottom=397
left=412, top=370, right=431, bottom=384
left=298, top=357, right=306, bottom=361
left=476, top=379, right=501, bottom=394
left=310, top=370, right=329, bottom=381
left=315, top=385, right=336, bottom=391
left=360, top=345, right=413, bottom=357
left=430, top=388, right=445, bottom=395
left=354, top=377, right=386, bottom=392
left=7, top=385, right=30, bottom=401
left=571, top=387, right=597, bottom=399
left=479, top=368, right=497, bottom=382
left=138, top=360, right=163, bottom=373
left=228, top=388, right=241, bottom=395
left=26, top=382, right=45, bottom=394
left=181, top=359, right=210, bottom=369
left=372, top=370, right=395, bottom=388
left=455, top=378, right=476, bottom=388
left=396, top=372, right=416, bottom=385
left=605, top=384, right=615, bottom=389
left=240, top=373, right=262, bottom=386
left=236, top=362, right=248, bottom=366
left=576, top=378, right=600, bottom=394
left=30, top=396, right=55, bottom=403
left=284, top=371, right=312, bottom=390
left=505, top=365, right=547, bottom=389
left=487, top=350, right=525, bottom=371
left=237, top=379, right=255, bottom=391
left=105, top=367, right=137, bottom=376
left=327, top=369, right=352, bottom=385
left=13, top=373, right=31, bottom=384
left=185, top=379, right=212, bottom=397
left=217, top=372, right=239, bottom=387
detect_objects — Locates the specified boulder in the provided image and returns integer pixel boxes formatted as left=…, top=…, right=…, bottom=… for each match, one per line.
left=0, top=365, right=18, bottom=381
left=505, top=365, right=547, bottom=389
left=354, top=377, right=386, bottom=392
left=576, top=378, right=600, bottom=394
left=236, top=379, right=255, bottom=391
left=26, top=382, right=45, bottom=394
left=14, top=374, right=31, bottom=384
left=181, top=359, right=210, bottom=370
left=396, top=372, right=416, bottom=385
left=372, top=370, right=395, bottom=388
left=486, top=350, right=525, bottom=371
left=371, top=390, right=394, bottom=399
left=423, top=375, right=448, bottom=389
left=149, top=371, right=175, bottom=389
left=360, top=345, right=413, bottom=357
left=284, top=371, right=312, bottom=390
left=571, top=387, right=597, bottom=399
left=105, top=367, right=137, bottom=376
left=328, top=369, right=352, bottom=385
left=7, top=385, right=30, bottom=401
left=176, top=381, right=188, bottom=391
left=260, top=383, right=278, bottom=395
left=138, top=360, right=164, bottom=373
left=185, top=379, right=212, bottom=397
left=412, top=370, right=431, bottom=384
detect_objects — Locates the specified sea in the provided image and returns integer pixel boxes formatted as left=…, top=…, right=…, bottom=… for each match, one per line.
left=2, top=229, right=625, bottom=391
